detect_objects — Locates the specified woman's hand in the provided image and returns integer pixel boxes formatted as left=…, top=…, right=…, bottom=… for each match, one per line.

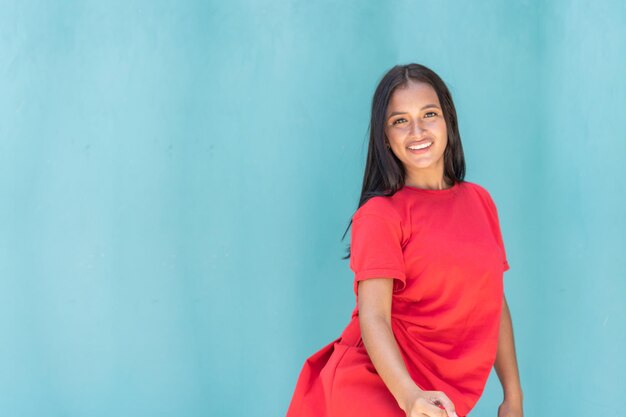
left=497, top=398, right=523, bottom=417
left=400, top=387, right=458, bottom=417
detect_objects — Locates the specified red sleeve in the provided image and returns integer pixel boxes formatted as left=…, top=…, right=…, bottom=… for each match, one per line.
left=349, top=208, right=407, bottom=296
left=485, top=192, right=510, bottom=272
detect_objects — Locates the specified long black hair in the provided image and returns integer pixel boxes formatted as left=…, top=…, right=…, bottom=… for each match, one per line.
left=341, top=63, right=466, bottom=260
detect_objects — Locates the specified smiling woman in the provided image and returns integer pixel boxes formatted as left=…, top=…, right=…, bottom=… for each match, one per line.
left=286, top=63, right=523, bottom=417
left=384, top=82, right=451, bottom=189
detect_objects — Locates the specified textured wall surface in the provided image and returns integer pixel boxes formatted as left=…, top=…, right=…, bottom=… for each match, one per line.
left=1, top=1, right=624, bottom=416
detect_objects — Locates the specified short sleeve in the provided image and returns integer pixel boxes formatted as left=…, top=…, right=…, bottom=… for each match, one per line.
left=485, top=193, right=510, bottom=272
left=349, top=209, right=407, bottom=295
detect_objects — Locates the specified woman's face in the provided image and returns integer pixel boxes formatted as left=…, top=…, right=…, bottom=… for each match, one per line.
left=384, top=81, right=448, bottom=183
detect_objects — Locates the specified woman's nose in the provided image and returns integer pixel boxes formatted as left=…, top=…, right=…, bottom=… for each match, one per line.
left=409, top=119, right=425, bottom=135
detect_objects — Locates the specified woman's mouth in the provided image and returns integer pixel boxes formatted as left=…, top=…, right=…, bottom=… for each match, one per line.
left=407, top=141, right=433, bottom=154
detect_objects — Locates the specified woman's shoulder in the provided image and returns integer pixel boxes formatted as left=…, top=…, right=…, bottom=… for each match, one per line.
left=462, top=179, right=494, bottom=201
left=353, top=194, right=403, bottom=221
left=461, top=180, right=502, bottom=217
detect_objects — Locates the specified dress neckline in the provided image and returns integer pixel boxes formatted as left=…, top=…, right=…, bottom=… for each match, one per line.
left=402, top=180, right=461, bottom=195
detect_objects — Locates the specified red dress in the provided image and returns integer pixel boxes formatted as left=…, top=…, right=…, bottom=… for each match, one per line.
left=286, top=180, right=510, bottom=417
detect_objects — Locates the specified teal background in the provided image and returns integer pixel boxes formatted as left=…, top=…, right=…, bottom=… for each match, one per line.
left=1, top=1, right=625, bottom=416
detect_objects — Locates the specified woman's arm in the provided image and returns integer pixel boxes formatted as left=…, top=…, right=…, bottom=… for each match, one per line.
left=494, top=294, right=524, bottom=415
left=358, top=278, right=458, bottom=417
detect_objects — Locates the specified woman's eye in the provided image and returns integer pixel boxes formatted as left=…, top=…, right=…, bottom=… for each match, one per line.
left=392, top=118, right=407, bottom=125
left=425, top=111, right=438, bottom=118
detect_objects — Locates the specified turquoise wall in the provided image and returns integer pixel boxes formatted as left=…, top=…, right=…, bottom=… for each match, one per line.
left=1, top=1, right=624, bottom=416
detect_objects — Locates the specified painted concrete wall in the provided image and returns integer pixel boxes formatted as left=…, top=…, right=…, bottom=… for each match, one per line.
left=1, top=1, right=624, bottom=416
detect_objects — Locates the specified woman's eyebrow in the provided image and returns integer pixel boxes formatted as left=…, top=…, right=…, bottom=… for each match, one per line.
left=387, top=104, right=441, bottom=118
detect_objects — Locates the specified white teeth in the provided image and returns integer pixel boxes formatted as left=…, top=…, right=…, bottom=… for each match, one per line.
left=408, top=142, right=432, bottom=150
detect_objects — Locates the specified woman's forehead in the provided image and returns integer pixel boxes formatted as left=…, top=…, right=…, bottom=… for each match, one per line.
left=387, top=82, right=440, bottom=112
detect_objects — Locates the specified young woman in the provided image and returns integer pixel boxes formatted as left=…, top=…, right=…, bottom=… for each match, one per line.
left=286, top=63, right=523, bottom=417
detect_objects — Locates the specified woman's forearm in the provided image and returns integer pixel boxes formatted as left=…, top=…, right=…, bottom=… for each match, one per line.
left=359, top=313, right=419, bottom=410
left=494, top=294, right=523, bottom=403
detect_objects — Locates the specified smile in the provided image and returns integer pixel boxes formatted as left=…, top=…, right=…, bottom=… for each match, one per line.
left=407, top=142, right=433, bottom=153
